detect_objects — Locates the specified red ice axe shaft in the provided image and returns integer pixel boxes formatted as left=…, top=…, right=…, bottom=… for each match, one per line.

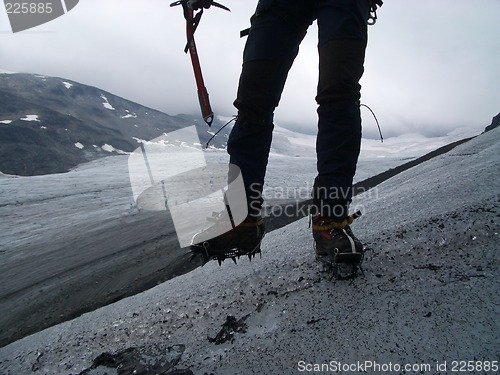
left=171, top=0, right=230, bottom=127
left=184, top=6, right=214, bottom=126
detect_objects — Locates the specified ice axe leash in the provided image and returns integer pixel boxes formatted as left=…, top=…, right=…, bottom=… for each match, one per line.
left=361, top=104, right=384, bottom=143
left=170, top=0, right=230, bottom=127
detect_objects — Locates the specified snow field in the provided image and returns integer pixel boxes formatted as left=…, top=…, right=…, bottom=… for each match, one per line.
left=0, top=129, right=497, bottom=374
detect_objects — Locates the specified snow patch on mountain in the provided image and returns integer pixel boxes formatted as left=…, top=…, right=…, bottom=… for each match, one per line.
left=101, top=144, right=128, bottom=154
left=121, top=110, right=137, bottom=119
left=74, top=142, right=84, bottom=149
left=0, top=120, right=13, bottom=124
left=0, top=68, right=17, bottom=74
left=100, top=94, right=115, bottom=110
left=62, top=81, right=73, bottom=89
left=20, top=115, right=39, bottom=122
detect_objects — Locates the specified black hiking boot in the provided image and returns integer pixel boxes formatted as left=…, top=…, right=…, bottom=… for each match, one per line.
left=312, top=211, right=364, bottom=279
left=190, top=211, right=265, bottom=265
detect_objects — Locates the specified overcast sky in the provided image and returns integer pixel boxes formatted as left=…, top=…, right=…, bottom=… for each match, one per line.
left=1, top=0, right=499, bottom=138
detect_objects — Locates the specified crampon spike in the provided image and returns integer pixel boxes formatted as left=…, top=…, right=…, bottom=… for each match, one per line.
left=315, top=252, right=364, bottom=281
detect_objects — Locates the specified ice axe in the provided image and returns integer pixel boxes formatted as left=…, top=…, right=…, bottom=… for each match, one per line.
left=170, top=0, right=230, bottom=127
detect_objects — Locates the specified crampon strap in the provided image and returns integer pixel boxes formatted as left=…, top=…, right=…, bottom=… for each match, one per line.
left=311, top=210, right=362, bottom=231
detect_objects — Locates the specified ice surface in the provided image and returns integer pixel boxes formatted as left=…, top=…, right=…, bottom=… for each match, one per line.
left=0, top=128, right=498, bottom=374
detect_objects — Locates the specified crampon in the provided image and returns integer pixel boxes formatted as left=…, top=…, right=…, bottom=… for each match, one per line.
left=315, top=250, right=364, bottom=281
left=189, top=213, right=265, bottom=266
left=189, top=241, right=262, bottom=266
left=312, top=210, right=365, bottom=280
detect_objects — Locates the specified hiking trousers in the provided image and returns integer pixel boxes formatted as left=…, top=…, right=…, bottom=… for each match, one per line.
left=227, top=0, right=371, bottom=219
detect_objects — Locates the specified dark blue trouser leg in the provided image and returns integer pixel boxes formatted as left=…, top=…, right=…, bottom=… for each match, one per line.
left=228, top=0, right=370, bottom=218
left=313, top=0, right=369, bottom=219
left=227, top=1, right=312, bottom=215
left=314, top=99, right=363, bottom=218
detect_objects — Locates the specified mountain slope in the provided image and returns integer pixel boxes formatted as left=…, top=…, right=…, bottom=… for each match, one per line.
left=0, top=73, right=229, bottom=176
left=0, top=127, right=497, bottom=374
